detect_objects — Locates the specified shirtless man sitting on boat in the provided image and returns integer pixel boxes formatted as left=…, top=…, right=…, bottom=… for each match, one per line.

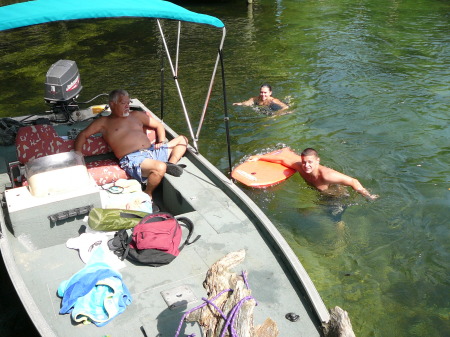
left=250, top=147, right=378, bottom=200
left=233, top=84, right=289, bottom=114
left=74, top=89, right=188, bottom=198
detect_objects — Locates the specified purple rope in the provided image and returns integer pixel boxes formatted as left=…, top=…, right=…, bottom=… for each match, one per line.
left=220, top=295, right=257, bottom=337
left=231, top=296, right=258, bottom=330
left=175, top=270, right=256, bottom=337
left=174, top=289, right=232, bottom=337
left=202, top=296, right=229, bottom=320
left=241, top=270, right=250, bottom=290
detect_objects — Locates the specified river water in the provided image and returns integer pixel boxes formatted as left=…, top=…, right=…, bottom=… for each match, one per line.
left=0, top=0, right=449, bottom=336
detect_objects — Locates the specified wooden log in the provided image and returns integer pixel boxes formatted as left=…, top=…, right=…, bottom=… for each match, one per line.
left=255, top=318, right=279, bottom=337
left=322, top=306, right=356, bottom=337
left=186, top=250, right=278, bottom=337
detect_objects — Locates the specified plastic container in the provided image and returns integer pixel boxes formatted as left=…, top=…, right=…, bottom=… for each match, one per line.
left=25, top=152, right=92, bottom=197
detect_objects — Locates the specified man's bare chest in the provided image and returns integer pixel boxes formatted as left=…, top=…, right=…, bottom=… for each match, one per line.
left=300, top=172, right=329, bottom=191
left=104, top=117, right=141, bottom=134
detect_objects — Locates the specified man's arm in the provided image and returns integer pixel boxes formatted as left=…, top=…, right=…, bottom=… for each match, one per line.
left=248, top=153, right=301, bottom=170
left=138, top=111, right=166, bottom=149
left=74, top=118, right=105, bottom=154
left=323, top=168, right=378, bottom=200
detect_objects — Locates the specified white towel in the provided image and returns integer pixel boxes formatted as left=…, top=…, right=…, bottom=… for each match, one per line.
left=66, top=233, right=126, bottom=270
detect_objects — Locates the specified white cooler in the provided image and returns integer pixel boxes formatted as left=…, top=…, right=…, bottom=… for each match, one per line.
left=4, top=152, right=102, bottom=250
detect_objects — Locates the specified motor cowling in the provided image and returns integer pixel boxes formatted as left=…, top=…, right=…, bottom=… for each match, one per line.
left=44, top=59, right=82, bottom=104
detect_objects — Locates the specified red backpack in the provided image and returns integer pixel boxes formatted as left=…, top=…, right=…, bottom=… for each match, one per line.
left=109, top=212, right=199, bottom=267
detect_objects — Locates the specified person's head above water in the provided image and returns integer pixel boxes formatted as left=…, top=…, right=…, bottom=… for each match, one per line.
left=301, top=148, right=319, bottom=158
left=259, top=84, right=273, bottom=101
left=260, top=83, right=272, bottom=91
left=300, top=148, right=320, bottom=174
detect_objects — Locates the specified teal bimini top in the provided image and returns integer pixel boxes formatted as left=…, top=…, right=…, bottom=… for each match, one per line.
left=0, top=0, right=225, bottom=31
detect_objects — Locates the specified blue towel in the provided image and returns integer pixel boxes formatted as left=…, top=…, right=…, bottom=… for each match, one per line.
left=58, top=249, right=132, bottom=326
left=70, top=276, right=131, bottom=326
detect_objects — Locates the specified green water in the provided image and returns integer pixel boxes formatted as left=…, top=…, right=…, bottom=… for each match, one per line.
left=0, top=0, right=449, bottom=336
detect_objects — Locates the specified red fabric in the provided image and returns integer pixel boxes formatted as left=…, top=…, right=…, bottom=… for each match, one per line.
left=15, top=125, right=112, bottom=164
left=82, top=137, right=111, bottom=156
left=86, top=159, right=129, bottom=185
left=16, top=125, right=74, bottom=164
left=131, top=213, right=182, bottom=256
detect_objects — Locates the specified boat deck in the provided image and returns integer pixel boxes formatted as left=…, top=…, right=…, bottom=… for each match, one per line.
left=0, top=145, right=324, bottom=336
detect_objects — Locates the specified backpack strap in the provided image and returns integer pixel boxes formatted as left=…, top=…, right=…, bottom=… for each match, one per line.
left=110, top=229, right=133, bottom=261
left=119, top=212, right=146, bottom=219
left=176, top=216, right=201, bottom=252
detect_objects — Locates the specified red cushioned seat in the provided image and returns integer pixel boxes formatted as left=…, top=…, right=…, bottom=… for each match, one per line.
left=85, top=159, right=128, bottom=185
left=16, top=125, right=74, bottom=164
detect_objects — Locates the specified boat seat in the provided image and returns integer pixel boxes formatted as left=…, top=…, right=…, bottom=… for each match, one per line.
left=16, top=124, right=110, bottom=163
left=14, top=124, right=155, bottom=186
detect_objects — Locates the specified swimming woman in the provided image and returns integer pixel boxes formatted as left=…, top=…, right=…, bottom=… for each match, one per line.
left=233, top=84, right=289, bottom=114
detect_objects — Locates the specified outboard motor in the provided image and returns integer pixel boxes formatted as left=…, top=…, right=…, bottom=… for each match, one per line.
left=44, top=59, right=82, bottom=117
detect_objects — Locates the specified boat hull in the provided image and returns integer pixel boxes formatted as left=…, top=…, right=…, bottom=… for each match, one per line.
left=0, top=101, right=329, bottom=336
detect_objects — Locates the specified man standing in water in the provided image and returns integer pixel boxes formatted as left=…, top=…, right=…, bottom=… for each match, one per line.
left=250, top=148, right=378, bottom=200
left=75, top=89, right=188, bottom=199
left=233, top=84, right=289, bottom=113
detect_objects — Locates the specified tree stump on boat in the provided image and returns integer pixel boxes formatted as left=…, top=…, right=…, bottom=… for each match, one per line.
left=186, top=249, right=279, bottom=337
left=323, top=306, right=356, bottom=337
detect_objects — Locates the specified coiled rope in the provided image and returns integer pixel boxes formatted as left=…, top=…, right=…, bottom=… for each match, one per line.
left=174, top=271, right=257, bottom=337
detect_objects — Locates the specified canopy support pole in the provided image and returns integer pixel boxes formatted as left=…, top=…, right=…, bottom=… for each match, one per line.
left=160, top=32, right=165, bottom=120
left=175, top=21, right=181, bottom=76
left=157, top=19, right=198, bottom=151
left=195, top=27, right=226, bottom=141
left=218, top=47, right=232, bottom=177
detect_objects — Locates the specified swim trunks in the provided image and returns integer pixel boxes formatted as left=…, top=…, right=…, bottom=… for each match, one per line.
left=119, top=145, right=169, bottom=183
